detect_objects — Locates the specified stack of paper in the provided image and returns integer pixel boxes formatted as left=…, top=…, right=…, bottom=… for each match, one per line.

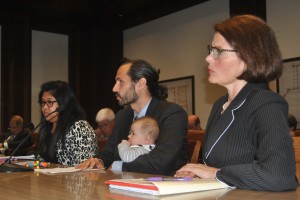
left=34, top=167, right=104, bottom=174
left=0, top=155, right=35, bottom=164
left=105, top=178, right=231, bottom=195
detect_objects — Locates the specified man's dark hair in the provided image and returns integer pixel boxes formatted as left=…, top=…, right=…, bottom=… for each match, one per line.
left=123, top=59, right=168, bottom=100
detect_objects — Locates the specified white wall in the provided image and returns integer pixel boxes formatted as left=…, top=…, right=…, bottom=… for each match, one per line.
left=267, top=0, right=300, bottom=59
left=31, top=31, right=68, bottom=126
left=124, top=0, right=229, bottom=128
left=124, top=0, right=300, bottom=129
left=267, top=0, right=300, bottom=128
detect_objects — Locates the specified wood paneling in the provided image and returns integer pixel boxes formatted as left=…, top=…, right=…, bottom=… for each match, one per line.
left=230, top=0, right=266, bottom=20
left=0, top=0, right=267, bottom=130
left=0, top=14, right=31, bottom=129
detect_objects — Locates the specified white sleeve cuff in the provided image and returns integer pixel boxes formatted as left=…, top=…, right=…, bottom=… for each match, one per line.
left=3, top=142, right=8, bottom=149
left=111, top=161, right=123, bottom=171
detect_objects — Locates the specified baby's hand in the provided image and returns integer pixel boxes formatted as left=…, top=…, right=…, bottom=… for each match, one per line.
left=121, top=139, right=130, bottom=145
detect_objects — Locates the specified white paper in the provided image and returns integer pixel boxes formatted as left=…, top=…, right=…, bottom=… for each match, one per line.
left=34, top=167, right=104, bottom=174
left=0, top=154, right=35, bottom=161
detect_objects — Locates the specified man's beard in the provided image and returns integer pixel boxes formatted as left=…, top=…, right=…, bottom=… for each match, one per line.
left=116, top=85, right=138, bottom=107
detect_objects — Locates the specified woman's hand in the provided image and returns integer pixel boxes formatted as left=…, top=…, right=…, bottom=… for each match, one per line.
left=76, top=157, right=104, bottom=170
left=175, top=163, right=220, bottom=179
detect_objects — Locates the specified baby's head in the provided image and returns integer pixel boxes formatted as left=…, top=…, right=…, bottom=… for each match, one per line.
left=128, top=116, right=159, bottom=145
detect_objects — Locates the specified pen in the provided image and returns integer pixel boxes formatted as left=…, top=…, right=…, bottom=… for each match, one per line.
left=144, top=177, right=192, bottom=181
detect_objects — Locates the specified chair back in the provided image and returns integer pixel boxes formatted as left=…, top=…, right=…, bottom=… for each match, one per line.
left=187, top=129, right=205, bottom=141
left=294, top=129, right=300, bottom=136
left=187, top=140, right=201, bottom=163
left=187, top=130, right=205, bottom=163
left=292, top=137, right=300, bottom=180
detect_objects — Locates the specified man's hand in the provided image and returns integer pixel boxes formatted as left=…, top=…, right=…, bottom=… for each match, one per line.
left=75, top=158, right=104, bottom=170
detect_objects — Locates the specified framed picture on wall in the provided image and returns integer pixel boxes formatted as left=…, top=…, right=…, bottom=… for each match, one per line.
left=277, top=57, right=300, bottom=129
left=159, top=76, right=194, bottom=114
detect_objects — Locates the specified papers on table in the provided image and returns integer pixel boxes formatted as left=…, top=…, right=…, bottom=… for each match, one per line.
left=106, top=178, right=232, bottom=196
left=0, top=155, right=35, bottom=163
left=34, top=167, right=105, bottom=174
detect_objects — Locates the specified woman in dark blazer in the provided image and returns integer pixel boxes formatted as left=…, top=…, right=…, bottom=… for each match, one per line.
left=175, top=15, right=298, bottom=191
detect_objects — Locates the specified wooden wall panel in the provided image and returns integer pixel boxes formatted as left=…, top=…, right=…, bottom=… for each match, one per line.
left=0, top=15, right=31, bottom=130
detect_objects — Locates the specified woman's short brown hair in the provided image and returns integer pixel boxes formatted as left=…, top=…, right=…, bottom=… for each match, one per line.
left=215, top=14, right=282, bottom=83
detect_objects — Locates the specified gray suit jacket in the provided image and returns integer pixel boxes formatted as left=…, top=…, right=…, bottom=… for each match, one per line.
left=202, top=83, right=298, bottom=191
left=98, top=97, right=188, bottom=175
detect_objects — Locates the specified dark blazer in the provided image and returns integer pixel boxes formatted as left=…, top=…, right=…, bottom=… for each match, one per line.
left=0, top=131, right=10, bottom=143
left=4, top=131, right=32, bottom=156
left=98, top=97, right=188, bottom=175
left=202, top=83, right=298, bottom=191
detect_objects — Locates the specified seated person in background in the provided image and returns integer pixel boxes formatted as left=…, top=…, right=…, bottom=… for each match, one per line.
left=188, top=114, right=202, bottom=130
left=0, top=115, right=32, bottom=156
left=175, top=15, right=298, bottom=191
left=77, top=59, right=188, bottom=175
left=115, top=116, right=159, bottom=166
left=94, top=108, right=115, bottom=140
left=37, top=80, right=98, bottom=166
left=288, top=114, right=297, bottom=136
left=24, top=122, right=35, bottom=134
left=0, top=130, right=10, bottom=143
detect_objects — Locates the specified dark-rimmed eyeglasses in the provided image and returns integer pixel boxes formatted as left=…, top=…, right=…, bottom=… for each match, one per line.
left=38, top=100, right=57, bottom=108
left=207, top=45, right=238, bottom=59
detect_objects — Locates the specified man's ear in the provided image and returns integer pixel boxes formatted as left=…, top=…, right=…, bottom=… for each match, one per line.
left=136, top=77, right=147, bottom=90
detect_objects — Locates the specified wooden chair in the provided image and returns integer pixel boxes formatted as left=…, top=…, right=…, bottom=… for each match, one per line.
left=187, top=140, right=201, bottom=163
left=292, top=137, right=300, bottom=180
left=187, top=130, right=205, bottom=163
left=294, top=129, right=300, bottom=136
left=187, top=129, right=205, bottom=141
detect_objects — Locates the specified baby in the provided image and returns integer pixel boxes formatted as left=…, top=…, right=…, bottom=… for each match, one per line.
left=118, top=116, right=159, bottom=162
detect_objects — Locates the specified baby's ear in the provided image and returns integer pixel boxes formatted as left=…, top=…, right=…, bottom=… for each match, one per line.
left=145, top=135, right=152, bottom=144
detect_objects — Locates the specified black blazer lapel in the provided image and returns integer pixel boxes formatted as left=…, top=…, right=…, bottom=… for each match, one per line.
left=204, top=84, right=257, bottom=160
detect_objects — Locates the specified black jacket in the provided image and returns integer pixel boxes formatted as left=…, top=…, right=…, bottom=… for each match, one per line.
left=4, top=131, right=32, bottom=156
left=203, top=83, right=298, bottom=191
left=98, top=97, right=188, bottom=175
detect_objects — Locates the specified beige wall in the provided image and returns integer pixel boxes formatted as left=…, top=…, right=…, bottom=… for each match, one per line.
left=124, top=0, right=229, bottom=128
left=267, top=0, right=300, bottom=59
left=124, top=0, right=300, bottom=129
left=31, top=30, right=68, bottom=126
left=267, top=0, right=300, bottom=127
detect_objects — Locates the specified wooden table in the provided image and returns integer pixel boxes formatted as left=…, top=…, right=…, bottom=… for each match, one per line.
left=0, top=170, right=299, bottom=200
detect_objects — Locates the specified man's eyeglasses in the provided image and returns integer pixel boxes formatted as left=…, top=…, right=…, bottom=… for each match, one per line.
left=207, top=45, right=238, bottom=59
left=39, top=100, right=57, bottom=107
